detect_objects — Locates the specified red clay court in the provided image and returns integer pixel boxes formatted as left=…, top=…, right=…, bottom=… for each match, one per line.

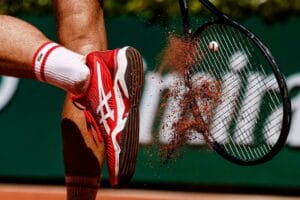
left=0, top=184, right=298, bottom=200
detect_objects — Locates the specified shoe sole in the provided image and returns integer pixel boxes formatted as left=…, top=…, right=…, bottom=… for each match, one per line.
left=118, top=47, right=144, bottom=186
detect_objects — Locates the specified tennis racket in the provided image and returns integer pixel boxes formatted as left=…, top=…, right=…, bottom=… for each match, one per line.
left=178, top=0, right=291, bottom=165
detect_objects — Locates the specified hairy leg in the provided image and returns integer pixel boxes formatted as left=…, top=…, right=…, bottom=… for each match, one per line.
left=0, top=15, right=49, bottom=78
left=54, top=0, right=107, bottom=199
left=0, top=15, right=91, bottom=94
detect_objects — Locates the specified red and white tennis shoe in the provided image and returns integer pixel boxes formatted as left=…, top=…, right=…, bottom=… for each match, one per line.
left=73, top=47, right=144, bottom=187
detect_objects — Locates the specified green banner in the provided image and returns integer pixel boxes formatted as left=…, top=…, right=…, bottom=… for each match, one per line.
left=0, top=15, right=300, bottom=189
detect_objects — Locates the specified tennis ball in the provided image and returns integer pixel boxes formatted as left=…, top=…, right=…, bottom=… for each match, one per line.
left=208, top=41, right=219, bottom=52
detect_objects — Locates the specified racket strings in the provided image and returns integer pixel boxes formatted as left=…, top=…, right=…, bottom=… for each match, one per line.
left=224, top=25, right=282, bottom=145
left=212, top=28, right=280, bottom=148
left=188, top=23, right=283, bottom=161
left=191, top=50, right=260, bottom=159
left=195, top=32, right=261, bottom=139
left=192, top=30, right=278, bottom=160
left=215, top=52, right=280, bottom=157
left=212, top=24, right=277, bottom=120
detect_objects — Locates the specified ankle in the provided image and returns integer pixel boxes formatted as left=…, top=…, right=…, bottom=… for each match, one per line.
left=32, top=41, right=91, bottom=94
left=65, top=176, right=100, bottom=200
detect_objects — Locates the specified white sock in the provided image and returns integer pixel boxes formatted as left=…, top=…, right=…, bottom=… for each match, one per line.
left=32, top=41, right=90, bottom=94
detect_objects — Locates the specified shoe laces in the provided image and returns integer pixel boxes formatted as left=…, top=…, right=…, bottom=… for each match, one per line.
left=72, top=97, right=104, bottom=144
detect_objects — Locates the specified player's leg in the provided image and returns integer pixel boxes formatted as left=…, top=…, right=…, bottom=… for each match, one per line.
left=0, top=15, right=90, bottom=95
left=54, top=0, right=106, bottom=199
left=56, top=0, right=144, bottom=188
left=0, top=15, right=44, bottom=78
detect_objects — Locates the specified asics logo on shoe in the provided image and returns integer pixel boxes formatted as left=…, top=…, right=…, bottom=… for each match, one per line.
left=95, top=61, right=114, bottom=134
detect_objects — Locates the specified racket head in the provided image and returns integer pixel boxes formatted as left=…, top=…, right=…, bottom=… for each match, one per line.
left=187, top=20, right=291, bottom=165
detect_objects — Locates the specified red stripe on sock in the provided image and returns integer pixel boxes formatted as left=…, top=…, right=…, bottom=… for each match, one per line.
left=31, top=41, right=52, bottom=79
left=40, top=45, right=60, bottom=82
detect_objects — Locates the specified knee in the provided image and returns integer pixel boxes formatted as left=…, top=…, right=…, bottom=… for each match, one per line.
left=56, top=11, right=106, bottom=53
